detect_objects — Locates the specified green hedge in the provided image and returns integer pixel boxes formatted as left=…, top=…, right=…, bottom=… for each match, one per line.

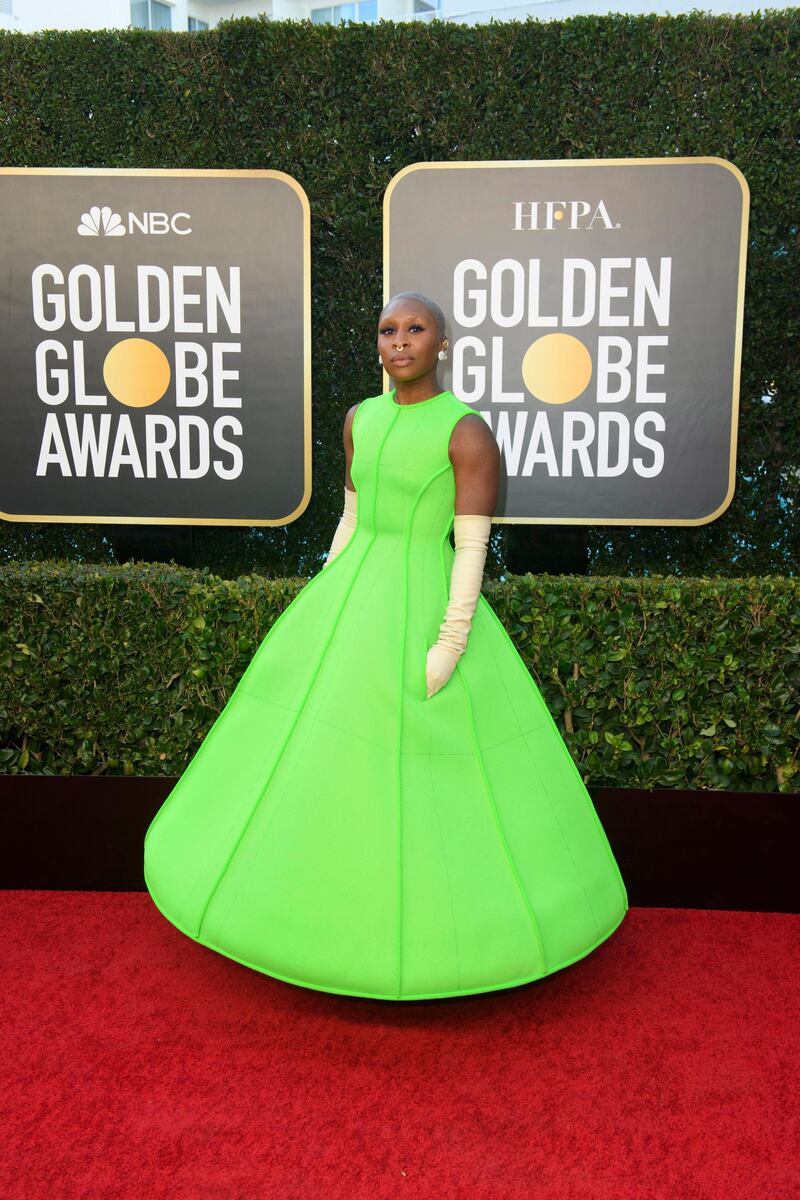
left=1, top=561, right=797, bottom=790
left=0, top=12, right=798, bottom=577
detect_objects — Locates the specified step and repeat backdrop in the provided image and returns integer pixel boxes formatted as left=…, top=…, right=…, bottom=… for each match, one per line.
left=0, top=159, right=748, bottom=527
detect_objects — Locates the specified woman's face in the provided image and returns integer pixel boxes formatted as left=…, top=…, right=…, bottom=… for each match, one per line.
left=377, top=300, right=443, bottom=385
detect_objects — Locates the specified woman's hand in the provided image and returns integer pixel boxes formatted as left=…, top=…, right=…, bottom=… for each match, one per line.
left=426, top=643, right=461, bottom=699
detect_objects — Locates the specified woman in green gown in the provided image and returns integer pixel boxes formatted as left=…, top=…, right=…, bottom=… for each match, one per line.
left=143, top=291, right=628, bottom=1001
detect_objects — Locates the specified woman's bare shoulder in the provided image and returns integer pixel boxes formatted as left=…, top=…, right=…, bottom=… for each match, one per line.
left=449, top=410, right=499, bottom=461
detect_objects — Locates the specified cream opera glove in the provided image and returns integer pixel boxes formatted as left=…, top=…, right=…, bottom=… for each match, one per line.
left=426, top=513, right=492, bottom=700
left=323, top=486, right=358, bottom=567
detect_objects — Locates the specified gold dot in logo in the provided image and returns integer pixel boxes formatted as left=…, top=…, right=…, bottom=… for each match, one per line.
left=103, top=338, right=171, bottom=408
left=554, top=210, right=564, bottom=221
left=522, top=333, right=592, bottom=405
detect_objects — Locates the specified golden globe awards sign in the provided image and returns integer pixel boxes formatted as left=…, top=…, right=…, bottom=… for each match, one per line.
left=384, top=158, right=749, bottom=525
left=0, top=168, right=310, bottom=526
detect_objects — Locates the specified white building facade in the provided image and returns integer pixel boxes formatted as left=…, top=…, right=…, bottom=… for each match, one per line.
left=0, top=0, right=788, bottom=35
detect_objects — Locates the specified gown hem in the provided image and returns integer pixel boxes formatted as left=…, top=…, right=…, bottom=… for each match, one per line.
left=145, top=861, right=629, bottom=1002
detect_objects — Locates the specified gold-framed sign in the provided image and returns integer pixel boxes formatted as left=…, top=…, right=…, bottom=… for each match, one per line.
left=384, top=158, right=749, bottom=526
left=0, top=167, right=311, bottom=526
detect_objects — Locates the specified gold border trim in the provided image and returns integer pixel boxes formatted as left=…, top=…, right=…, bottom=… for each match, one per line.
left=383, top=156, right=750, bottom=527
left=0, top=166, right=312, bottom=527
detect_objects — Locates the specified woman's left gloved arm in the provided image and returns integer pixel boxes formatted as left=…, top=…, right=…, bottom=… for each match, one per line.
left=426, top=513, right=492, bottom=700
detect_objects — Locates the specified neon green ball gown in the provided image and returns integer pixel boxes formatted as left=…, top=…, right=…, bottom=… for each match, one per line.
left=144, top=388, right=628, bottom=1000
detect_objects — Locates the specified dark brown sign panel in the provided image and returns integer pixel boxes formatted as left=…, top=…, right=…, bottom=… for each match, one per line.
left=0, top=168, right=310, bottom=526
left=384, top=158, right=749, bottom=526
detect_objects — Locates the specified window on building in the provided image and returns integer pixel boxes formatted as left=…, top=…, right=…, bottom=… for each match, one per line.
left=311, top=0, right=377, bottom=23
left=413, top=0, right=440, bottom=12
left=130, top=1, right=173, bottom=30
left=188, top=17, right=209, bottom=30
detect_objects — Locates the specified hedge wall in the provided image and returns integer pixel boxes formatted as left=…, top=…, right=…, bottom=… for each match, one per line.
left=1, top=561, right=797, bottom=789
left=0, top=11, right=798, bottom=578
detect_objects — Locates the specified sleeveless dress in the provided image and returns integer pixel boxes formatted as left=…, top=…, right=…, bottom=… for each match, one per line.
left=144, top=388, right=628, bottom=1001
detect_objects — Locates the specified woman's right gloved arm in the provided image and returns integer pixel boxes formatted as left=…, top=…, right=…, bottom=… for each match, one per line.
left=323, top=486, right=358, bottom=568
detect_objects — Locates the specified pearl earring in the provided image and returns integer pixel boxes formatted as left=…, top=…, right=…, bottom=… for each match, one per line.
left=378, top=354, right=383, bottom=364
left=438, top=349, right=447, bottom=361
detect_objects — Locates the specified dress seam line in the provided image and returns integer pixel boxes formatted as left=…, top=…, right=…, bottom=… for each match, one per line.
left=440, top=540, right=548, bottom=974
left=192, top=413, right=398, bottom=942
left=478, top=594, right=629, bottom=915
left=477, top=600, right=603, bottom=942
left=196, top=536, right=375, bottom=943
left=394, top=433, right=464, bottom=999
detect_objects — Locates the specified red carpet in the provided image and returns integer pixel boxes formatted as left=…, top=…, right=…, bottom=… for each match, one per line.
left=2, top=893, right=798, bottom=1200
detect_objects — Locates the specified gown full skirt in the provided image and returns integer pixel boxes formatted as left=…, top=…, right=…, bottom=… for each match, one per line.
left=144, top=389, right=628, bottom=1000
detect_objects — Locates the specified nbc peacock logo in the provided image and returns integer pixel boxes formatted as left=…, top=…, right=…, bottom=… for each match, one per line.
left=76, top=204, right=192, bottom=236
left=77, top=205, right=125, bottom=237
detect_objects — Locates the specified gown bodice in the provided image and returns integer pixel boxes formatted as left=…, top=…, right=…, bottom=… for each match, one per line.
left=329, top=388, right=481, bottom=671
left=348, top=388, right=477, bottom=546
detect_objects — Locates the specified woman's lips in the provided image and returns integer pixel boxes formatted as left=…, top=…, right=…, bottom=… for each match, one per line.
left=391, top=356, right=413, bottom=365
